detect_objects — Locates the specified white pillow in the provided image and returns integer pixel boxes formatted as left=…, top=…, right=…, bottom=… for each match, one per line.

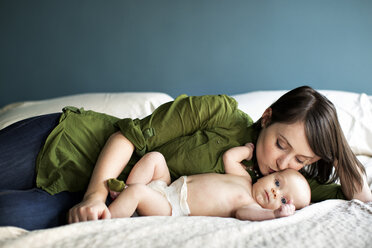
left=232, top=90, right=372, bottom=156
left=2, top=90, right=372, bottom=157
left=232, top=90, right=286, bottom=122
left=321, top=90, right=372, bottom=156
left=0, top=92, right=174, bottom=130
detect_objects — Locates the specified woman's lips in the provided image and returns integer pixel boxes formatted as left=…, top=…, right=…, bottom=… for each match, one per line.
left=268, top=168, right=275, bottom=173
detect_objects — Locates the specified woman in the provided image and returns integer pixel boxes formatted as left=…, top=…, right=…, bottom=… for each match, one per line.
left=0, top=86, right=370, bottom=230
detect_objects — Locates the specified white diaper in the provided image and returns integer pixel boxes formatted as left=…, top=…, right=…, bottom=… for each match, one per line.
left=147, top=176, right=190, bottom=216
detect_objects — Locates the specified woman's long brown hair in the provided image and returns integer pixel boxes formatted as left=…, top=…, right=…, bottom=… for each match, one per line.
left=257, top=86, right=365, bottom=197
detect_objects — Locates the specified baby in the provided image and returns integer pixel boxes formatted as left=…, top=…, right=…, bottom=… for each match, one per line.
left=107, top=143, right=311, bottom=221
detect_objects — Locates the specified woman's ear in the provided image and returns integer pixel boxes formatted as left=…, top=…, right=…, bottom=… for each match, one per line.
left=261, top=108, right=272, bottom=128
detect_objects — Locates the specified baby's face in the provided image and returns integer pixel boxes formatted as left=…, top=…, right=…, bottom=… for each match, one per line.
left=251, top=169, right=310, bottom=210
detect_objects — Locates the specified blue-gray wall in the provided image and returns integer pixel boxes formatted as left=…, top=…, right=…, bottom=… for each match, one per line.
left=1, top=0, right=371, bottom=107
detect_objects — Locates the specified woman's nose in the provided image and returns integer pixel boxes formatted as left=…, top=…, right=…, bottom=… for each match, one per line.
left=277, top=156, right=290, bottom=170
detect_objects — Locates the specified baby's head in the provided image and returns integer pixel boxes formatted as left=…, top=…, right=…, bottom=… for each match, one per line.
left=252, top=168, right=311, bottom=210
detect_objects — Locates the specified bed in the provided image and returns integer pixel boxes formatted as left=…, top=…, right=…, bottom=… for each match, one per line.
left=0, top=90, right=371, bottom=248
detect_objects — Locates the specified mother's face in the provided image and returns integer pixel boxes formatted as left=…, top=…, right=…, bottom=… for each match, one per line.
left=255, top=117, right=320, bottom=176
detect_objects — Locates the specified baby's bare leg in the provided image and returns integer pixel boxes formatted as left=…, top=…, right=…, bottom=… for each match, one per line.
left=126, top=152, right=171, bottom=185
left=109, top=184, right=172, bottom=218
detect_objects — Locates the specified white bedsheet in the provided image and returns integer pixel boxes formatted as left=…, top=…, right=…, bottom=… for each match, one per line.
left=0, top=199, right=371, bottom=248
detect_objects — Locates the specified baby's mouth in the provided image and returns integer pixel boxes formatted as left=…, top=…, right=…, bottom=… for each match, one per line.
left=265, top=190, right=269, bottom=201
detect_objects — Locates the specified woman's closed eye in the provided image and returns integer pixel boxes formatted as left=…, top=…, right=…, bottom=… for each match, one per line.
left=296, top=157, right=305, bottom=164
left=276, top=139, right=284, bottom=150
left=277, top=139, right=306, bottom=165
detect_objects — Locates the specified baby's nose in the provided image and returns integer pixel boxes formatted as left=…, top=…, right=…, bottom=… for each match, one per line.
left=271, top=188, right=277, bottom=199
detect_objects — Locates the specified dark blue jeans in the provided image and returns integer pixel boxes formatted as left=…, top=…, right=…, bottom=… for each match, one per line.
left=0, top=113, right=84, bottom=230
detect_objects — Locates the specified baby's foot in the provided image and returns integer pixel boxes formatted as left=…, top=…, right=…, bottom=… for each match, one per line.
left=107, top=178, right=127, bottom=200
left=109, top=190, right=121, bottom=200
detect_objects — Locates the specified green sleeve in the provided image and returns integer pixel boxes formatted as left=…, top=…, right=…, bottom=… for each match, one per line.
left=116, top=94, right=248, bottom=155
left=308, top=178, right=346, bottom=202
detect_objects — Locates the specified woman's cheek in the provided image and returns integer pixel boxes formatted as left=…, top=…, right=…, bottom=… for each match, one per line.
left=293, top=163, right=305, bottom=171
left=262, top=144, right=276, bottom=171
left=256, top=151, right=268, bottom=175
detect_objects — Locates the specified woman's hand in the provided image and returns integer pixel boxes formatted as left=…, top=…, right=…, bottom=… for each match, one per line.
left=346, top=173, right=372, bottom=202
left=68, top=194, right=111, bottom=223
left=68, top=131, right=135, bottom=223
left=336, top=159, right=372, bottom=202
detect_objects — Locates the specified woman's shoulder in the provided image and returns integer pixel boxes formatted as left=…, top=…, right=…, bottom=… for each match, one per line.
left=173, top=94, right=238, bottom=107
left=306, top=178, right=346, bottom=202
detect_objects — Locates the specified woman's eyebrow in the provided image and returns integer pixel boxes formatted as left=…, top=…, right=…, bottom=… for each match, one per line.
left=279, top=135, right=314, bottom=159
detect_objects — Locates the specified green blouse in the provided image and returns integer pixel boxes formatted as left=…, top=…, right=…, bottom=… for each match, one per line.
left=36, top=94, right=345, bottom=202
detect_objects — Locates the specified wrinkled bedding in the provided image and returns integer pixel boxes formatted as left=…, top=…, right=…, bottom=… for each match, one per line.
left=0, top=199, right=371, bottom=248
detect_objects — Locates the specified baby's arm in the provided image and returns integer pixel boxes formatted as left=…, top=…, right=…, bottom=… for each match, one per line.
left=223, top=143, right=254, bottom=176
left=235, top=203, right=295, bottom=221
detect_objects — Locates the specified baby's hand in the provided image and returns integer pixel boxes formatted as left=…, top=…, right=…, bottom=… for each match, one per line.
left=274, top=203, right=295, bottom=218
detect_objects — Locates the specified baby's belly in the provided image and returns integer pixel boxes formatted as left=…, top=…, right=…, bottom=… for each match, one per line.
left=186, top=177, right=250, bottom=217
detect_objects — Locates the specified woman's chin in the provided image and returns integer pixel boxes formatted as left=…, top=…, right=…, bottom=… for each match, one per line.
left=261, top=169, right=270, bottom=176
left=258, top=165, right=268, bottom=176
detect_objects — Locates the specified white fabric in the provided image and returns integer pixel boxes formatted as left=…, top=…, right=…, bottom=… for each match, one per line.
left=2, top=90, right=372, bottom=158
left=0, top=199, right=371, bottom=248
left=0, top=92, right=174, bottom=130
left=148, top=176, right=190, bottom=216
